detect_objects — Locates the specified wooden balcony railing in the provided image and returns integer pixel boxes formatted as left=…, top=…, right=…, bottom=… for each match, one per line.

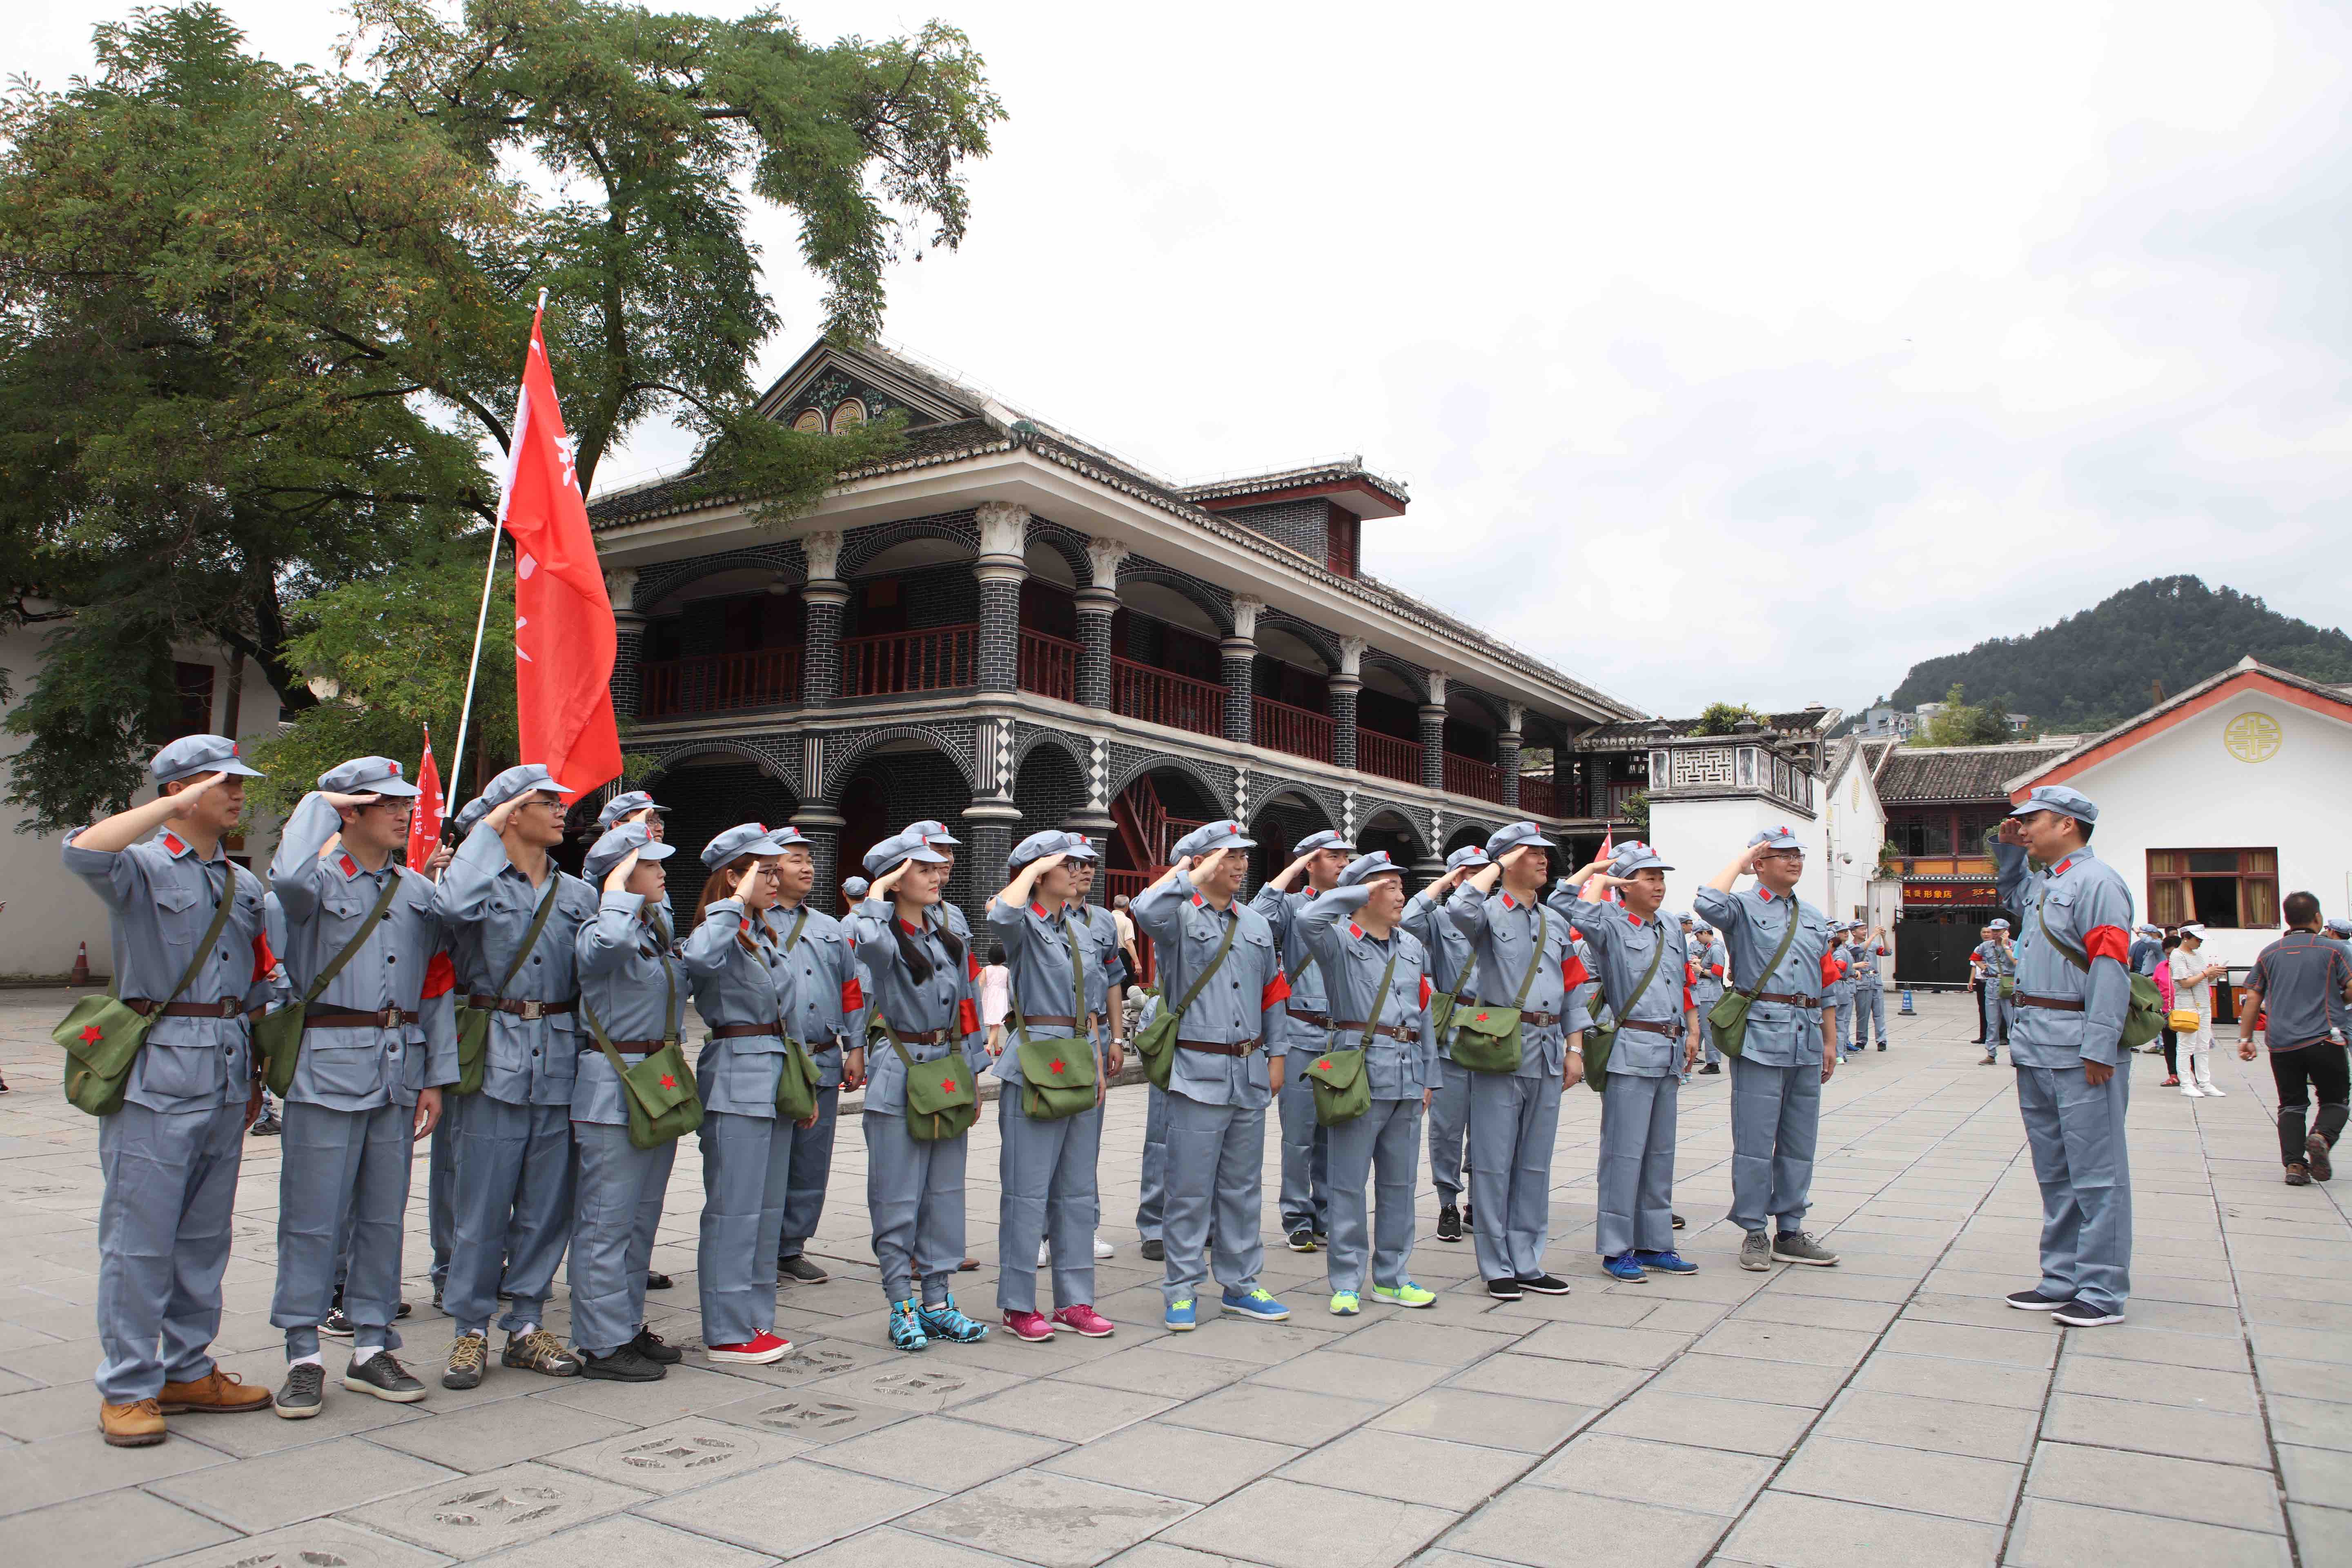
left=1357, top=728, right=1423, bottom=786
left=1604, top=782, right=1646, bottom=818
left=1518, top=773, right=1557, bottom=817
left=1112, top=657, right=1224, bottom=738
left=841, top=624, right=977, bottom=697
left=640, top=647, right=802, bottom=718
left=1443, top=752, right=1504, bottom=804
left=1018, top=630, right=1079, bottom=703
left=1253, top=696, right=1333, bottom=764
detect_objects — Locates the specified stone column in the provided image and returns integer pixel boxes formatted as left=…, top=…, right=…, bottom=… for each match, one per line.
left=1418, top=671, right=1448, bottom=793
left=787, top=806, right=845, bottom=911
left=1501, top=701, right=1525, bottom=811
left=975, top=501, right=1028, bottom=695
left=1330, top=635, right=1365, bottom=772
left=960, top=804, right=1021, bottom=925
left=605, top=567, right=644, bottom=722
left=1076, top=537, right=1126, bottom=710
left=800, top=530, right=846, bottom=707
left=1222, top=595, right=1261, bottom=747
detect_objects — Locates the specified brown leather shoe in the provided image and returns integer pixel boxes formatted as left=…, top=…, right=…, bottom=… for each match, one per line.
left=2307, top=1134, right=2334, bottom=1183
left=158, top=1368, right=273, bottom=1414
left=100, top=1397, right=166, bottom=1447
left=2286, top=1163, right=2311, bottom=1187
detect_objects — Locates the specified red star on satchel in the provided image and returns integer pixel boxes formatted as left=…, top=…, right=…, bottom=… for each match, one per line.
left=942, top=1076, right=959, bottom=1093
left=1050, top=1059, right=1067, bottom=1075
left=659, top=1074, right=677, bottom=1089
left=80, top=1024, right=102, bottom=1045
left=1317, top=1059, right=1332, bottom=1071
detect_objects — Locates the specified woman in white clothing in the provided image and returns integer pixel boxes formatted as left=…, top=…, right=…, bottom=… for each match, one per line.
left=980, top=943, right=1012, bottom=1057
left=2169, top=926, right=2227, bottom=1097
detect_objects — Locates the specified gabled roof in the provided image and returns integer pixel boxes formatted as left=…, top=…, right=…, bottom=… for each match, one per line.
left=1872, top=742, right=2074, bottom=804
left=2007, top=656, right=2352, bottom=795
left=1181, top=461, right=1410, bottom=519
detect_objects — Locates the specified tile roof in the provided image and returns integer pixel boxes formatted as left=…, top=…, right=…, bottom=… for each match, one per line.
left=1871, top=743, right=2074, bottom=803
left=1179, top=461, right=1410, bottom=511
left=1580, top=709, right=1843, bottom=746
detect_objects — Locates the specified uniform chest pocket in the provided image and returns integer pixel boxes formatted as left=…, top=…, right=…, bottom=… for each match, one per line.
left=322, top=891, right=370, bottom=923
left=154, top=884, right=199, bottom=916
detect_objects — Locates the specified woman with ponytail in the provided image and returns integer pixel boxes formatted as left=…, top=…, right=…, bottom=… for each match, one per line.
left=849, top=829, right=990, bottom=1352
left=680, top=824, right=802, bottom=1365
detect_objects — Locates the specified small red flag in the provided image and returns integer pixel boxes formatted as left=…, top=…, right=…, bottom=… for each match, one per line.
left=499, top=305, right=622, bottom=798
left=407, top=726, right=445, bottom=872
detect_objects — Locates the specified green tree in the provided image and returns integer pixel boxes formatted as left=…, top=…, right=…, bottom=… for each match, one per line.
left=1690, top=702, right=1761, bottom=736
left=1911, top=683, right=2011, bottom=747
left=1619, top=790, right=1650, bottom=833
left=0, top=2, right=1002, bottom=829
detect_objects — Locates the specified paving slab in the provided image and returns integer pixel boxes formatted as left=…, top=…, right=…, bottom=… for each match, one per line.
left=898, top=1469, right=1194, bottom=1567
left=1160, top=1475, right=1457, bottom=1568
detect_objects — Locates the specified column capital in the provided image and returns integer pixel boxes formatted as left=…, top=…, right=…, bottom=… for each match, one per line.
left=800, top=529, right=843, bottom=582
left=788, top=803, right=846, bottom=831
left=1505, top=702, right=1526, bottom=736
left=960, top=800, right=1025, bottom=825
left=975, top=500, right=1029, bottom=563
left=602, top=566, right=639, bottom=612
left=1084, top=535, right=1129, bottom=587
left=1074, top=583, right=1119, bottom=612
left=1423, top=669, right=1448, bottom=707
left=1231, top=594, right=1265, bottom=642
left=1338, top=635, right=1367, bottom=677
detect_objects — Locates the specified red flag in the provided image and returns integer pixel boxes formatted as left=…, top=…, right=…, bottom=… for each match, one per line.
left=1582, top=829, right=1619, bottom=903
left=499, top=305, right=621, bottom=798
left=407, top=726, right=446, bottom=871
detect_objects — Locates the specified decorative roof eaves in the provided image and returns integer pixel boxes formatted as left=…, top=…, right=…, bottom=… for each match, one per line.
left=2003, top=658, right=2352, bottom=791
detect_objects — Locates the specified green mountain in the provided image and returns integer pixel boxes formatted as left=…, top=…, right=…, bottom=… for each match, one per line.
left=1886, top=577, right=2352, bottom=733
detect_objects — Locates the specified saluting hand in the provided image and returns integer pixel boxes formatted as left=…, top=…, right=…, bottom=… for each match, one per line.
left=604, top=848, right=639, bottom=895
left=869, top=860, right=909, bottom=900
left=320, top=790, right=383, bottom=811
left=165, top=772, right=231, bottom=818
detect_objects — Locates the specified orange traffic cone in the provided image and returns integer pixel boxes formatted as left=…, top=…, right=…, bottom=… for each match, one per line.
left=70, top=941, right=90, bottom=985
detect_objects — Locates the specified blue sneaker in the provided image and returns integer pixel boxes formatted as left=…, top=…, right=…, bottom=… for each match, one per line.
left=888, top=1298, right=929, bottom=1352
left=1635, top=1250, right=1699, bottom=1275
left=1601, top=1253, right=1648, bottom=1283
left=1221, top=1287, right=1291, bottom=1321
left=917, top=1295, right=989, bottom=1343
left=1164, top=1298, right=1196, bottom=1332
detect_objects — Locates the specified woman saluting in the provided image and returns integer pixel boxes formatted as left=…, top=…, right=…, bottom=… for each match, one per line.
left=681, top=824, right=804, bottom=1365
left=850, top=829, right=991, bottom=1352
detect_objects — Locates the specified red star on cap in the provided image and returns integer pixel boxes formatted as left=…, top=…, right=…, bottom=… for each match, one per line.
left=79, top=1024, right=102, bottom=1045
left=388, top=761, right=401, bottom=775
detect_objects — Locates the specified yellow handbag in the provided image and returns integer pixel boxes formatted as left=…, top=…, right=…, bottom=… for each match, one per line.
left=2167, top=1007, right=2203, bottom=1032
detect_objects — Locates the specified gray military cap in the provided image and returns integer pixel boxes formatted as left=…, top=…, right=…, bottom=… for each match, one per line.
left=702, top=822, right=792, bottom=871
left=318, top=755, right=421, bottom=798
left=1337, top=849, right=1403, bottom=887
left=151, top=733, right=263, bottom=784
left=584, top=821, right=676, bottom=882
left=596, top=790, right=668, bottom=830
left=1009, top=829, right=1097, bottom=873
left=2009, top=784, right=2097, bottom=824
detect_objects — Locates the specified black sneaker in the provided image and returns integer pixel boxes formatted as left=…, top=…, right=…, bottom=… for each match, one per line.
left=431, top=1285, right=443, bottom=1312
left=1140, top=1238, right=1165, bottom=1262
left=1515, top=1274, right=1572, bottom=1296
left=1875, top=1042, right=1886, bottom=1052
left=778, top=1256, right=830, bottom=1285
left=1670, top=1213, right=1685, bottom=1230
left=1435, top=1205, right=1462, bottom=1243
left=274, top=1361, right=325, bottom=1420
left=393, top=1301, right=412, bottom=1321
left=1485, top=1277, right=1523, bottom=1301
left=646, top=1272, right=673, bottom=1290
left=442, top=1332, right=488, bottom=1390
left=318, top=1307, right=355, bottom=1338
left=2051, top=1300, right=2124, bottom=1327
left=581, top=1344, right=666, bottom=1382
left=343, top=1352, right=426, bottom=1403
left=631, top=1325, right=684, bottom=1364
left=1286, top=1227, right=1319, bottom=1253
left=1461, top=1204, right=1474, bottom=1231
left=2006, top=1289, right=2070, bottom=1312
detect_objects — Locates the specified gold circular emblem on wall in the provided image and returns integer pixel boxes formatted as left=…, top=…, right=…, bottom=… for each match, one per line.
left=2223, top=710, right=2281, bottom=764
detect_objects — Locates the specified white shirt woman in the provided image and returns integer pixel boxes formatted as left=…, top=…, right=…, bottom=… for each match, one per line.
left=2169, top=932, right=2226, bottom=1097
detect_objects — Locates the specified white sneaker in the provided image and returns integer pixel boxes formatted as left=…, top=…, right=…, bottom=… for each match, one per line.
left=1038, top=1241, right=1051, bottom=1266
left=2182, top=1084, right=2205, bottom=1097
left=1093, top=1234, right=1114, bottom=1259
left=2200, top=1083, right=2226, bottom=1097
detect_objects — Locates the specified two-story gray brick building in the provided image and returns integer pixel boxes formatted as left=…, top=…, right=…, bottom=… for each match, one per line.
left=586, top=341, right=1644, bottom=930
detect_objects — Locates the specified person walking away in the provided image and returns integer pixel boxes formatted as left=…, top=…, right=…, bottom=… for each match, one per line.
left=1991, top=784, right=2137, bottom=1329
left=1693, top=828, right=1842, bottom=1274
left=1404, top=846, right=1488, bottom=1241
left=65, top=737, right=280, bottom=1446
left=2172, top=927, right=2225, bottom=1097
left=2237, top=892, right=2352, bottom=1185
left=1253, top=830, right=1356, bottom=1252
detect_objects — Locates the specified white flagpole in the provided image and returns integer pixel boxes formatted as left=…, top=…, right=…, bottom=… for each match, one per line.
left=449, top=288, right=546, bottom=801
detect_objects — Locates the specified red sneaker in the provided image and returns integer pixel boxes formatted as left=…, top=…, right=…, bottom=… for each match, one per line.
left=2160, top=1076, right=2180, bottom=1087
left=706, top=1331, right=793, bottom=1365
left=1051, top=1304, right=1115, bottom=1338
left=1002, top=1310, right=1054, bottom=1342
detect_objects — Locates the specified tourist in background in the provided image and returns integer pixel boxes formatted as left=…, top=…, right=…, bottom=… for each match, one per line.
left=2171, top=926, right=2225, bottom=1097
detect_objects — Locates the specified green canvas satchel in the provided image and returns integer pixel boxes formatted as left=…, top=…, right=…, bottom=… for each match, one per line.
left=1303, top=952, right=1392, bottom=1127
left=1009, top=910, right=1098, bottom=1120
left=452, top=879, right=559, bottom=1096
left=252, top=871, right=402, bottom=1098
left=1706, top=896, right=1802, bottom=1060
left=1583, top=920, right=1670, bottom=1095
left=1453, top=904, right=1548, bottom=1074
left=1132, top=909, right=1240, bottom=1090
left=774, top=1035, right=822, bottom=1124
left=2038, top=905, right=2166, bottom=1051
left=880, top=1018, right=979, bottom=1140
left=1997, top=974, right=2016, bottom=999
left=55, top=866, right=235, bottom=1117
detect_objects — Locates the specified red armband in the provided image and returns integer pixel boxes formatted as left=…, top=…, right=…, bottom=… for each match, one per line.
left=1419, top=975, right=1433, bottom=1009
left=1261, top=970, right=1293, bottom=1011
left=957, top=997, right=980, bottom=1036
left=967, top=948, right=983, bottom=981
left=250, top=931, right=277, bottom=983
left=422, top=951, right=457, bottom=1000
left=840, top=976, right=864, bottom=1013
left=2084, top=925, right=2131, bottom=965
left=1820, top=953, right=1845, bottom=985
left=1561, top=953, right=1590, bottom=990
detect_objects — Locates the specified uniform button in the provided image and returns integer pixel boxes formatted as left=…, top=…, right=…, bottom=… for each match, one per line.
left=387, top=954, right=396, bottom=964
left=533, top=956, right=543, bottom=964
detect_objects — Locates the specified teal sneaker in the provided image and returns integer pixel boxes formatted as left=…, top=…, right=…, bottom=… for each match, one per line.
left=1221, top=1287, right=1290, bottom=1321
left=917, top=1294, right=989, bottom=1343
left=1329, top=1291, right=1361, bottom=1316
left=1371, top=1280, right=1438, bottom=1308
left=1164, top=1298, right=1196, bottom=1332
left=888, top=1298, right=929, bottom=1352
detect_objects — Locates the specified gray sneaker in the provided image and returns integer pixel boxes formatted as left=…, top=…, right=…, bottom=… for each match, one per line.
left=1771, top=1231, right=1840, bottom=1267
left=274, top=1361, right=325, bottom=1420
left=1739, top=1230, right=1773, bottom=1272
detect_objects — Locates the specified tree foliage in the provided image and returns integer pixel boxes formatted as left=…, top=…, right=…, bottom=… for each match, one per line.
left=1691, top=702, right=1761, bottom=736
left=1888, top=577, right=2352, bottom=733
left=0, top=2, right=1002, bottom=829
left=1910, top=684, right=2011, bottom=748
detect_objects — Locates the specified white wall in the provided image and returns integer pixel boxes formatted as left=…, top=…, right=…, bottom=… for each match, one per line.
left=0, top=626, right=283, bottom=979
left=1820, top=753, right=1886, bottom=924
left=1649, top=794, right=1823, bottom=924
left=2052, top=684, right=2352, bottom=971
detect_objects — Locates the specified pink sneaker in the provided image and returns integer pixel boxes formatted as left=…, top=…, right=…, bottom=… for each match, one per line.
left=1003, top=1310, right=1055, bottom=1343
left=706, top=1331, right=793, bottom=1365
left=1051, top=1304, right=1115, bottom=1338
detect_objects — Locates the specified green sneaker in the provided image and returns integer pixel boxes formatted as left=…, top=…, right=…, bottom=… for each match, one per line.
left=1372, top=1280, right=1438, bottom=1308
left=1329, top=1291, right=1361, bottom=1316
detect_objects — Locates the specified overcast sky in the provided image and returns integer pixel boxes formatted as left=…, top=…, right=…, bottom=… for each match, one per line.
left=23, top=1, right=2348, bottom=718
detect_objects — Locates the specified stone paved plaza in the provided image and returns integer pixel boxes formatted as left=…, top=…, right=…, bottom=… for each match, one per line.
left=0, top=990, right=2345, bottom=1568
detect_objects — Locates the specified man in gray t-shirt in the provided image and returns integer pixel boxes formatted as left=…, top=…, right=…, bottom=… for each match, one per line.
left=2240, top=891, right=2352, bottom=1185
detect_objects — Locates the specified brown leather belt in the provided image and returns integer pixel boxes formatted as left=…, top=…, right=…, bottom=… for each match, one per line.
left=1335, top=1022, right=1417, bottom=1042
left=126, top=998, right=246, bottom=1019
left=1520, top=1011, right=1559, bottom=1027
left=303, top=1007, right=419, bottom=1029
left=2016, top=993, right=2085, bottom=1013
left=1755, top=992, right=1821, bottom=1009
left=891, top=1028, right=951, bottom=1045
left=466, top=996, right=576, bottom=1020
left=710, top=1022, right=783, bottom=1040
left=1022, top=1014, right=1083, bottom=1027
left=1179, top=1038, right=1261, bottom=1056
left=1616, top=1017, right=1683, bottom=1037
left=1287, top=1009, right=1331, bottom=1026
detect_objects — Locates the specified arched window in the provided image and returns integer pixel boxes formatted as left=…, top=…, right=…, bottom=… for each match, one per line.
left=829, top=399, right=867, bottom=433
left=791, top=409, right=824, bottom=434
